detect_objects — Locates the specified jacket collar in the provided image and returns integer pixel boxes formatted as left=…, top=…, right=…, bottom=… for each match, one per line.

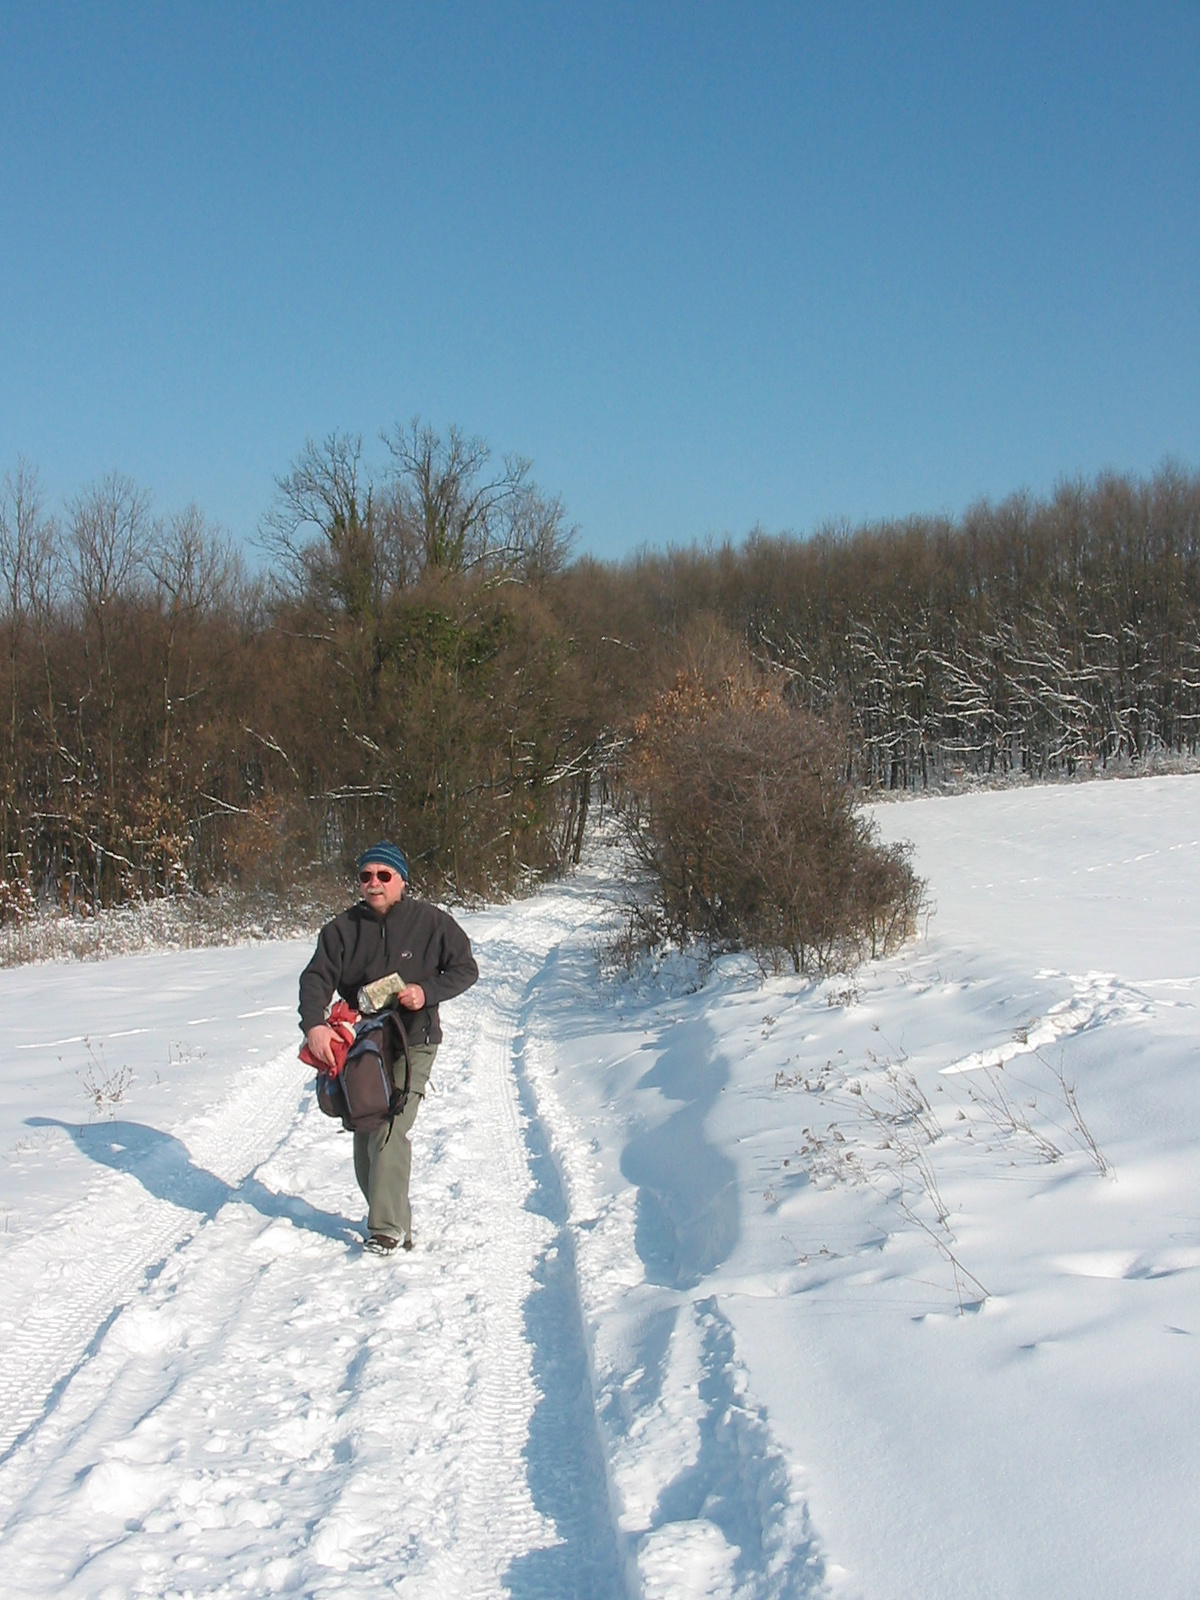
left=354, top=896, right=409, bottom=923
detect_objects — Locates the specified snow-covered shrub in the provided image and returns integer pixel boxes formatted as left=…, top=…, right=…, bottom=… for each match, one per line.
left=623, top=649, right=922, bottom=973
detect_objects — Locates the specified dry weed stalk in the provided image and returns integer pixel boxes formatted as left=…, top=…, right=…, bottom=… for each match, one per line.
left=1039, top=1049, right=1111, bottom=1176
left=965, top=1067, right=1064, bottom=1164
left=78, top=1039, right=132, bottom=1115
left=845, top=1046, right=990, bottom=1310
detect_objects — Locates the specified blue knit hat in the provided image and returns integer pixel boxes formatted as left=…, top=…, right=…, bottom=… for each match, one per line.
left=357, top=840, right=409, bottom=880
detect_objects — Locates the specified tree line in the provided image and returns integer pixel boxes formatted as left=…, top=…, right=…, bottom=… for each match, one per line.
left=2, top=436, right=1196, bottom=927
left=608, top=464, right=1200, bottom=788
left=0, top=426, right=584, bottom=916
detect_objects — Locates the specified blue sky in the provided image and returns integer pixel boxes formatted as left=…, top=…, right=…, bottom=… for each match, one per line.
left=1, top=2, right=1197, bottom=560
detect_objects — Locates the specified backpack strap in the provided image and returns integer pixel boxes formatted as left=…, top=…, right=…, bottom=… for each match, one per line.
left=388, top=1011, right=412, bottom=1117
left=373, top=1011, right=412, bottom=1144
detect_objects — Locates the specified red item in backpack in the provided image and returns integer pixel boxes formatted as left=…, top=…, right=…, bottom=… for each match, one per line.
left=298, top=999, right=359, bottom=1076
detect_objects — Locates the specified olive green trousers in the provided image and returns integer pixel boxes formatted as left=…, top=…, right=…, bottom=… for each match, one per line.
left=352, top=1044, right=437, bottom=1244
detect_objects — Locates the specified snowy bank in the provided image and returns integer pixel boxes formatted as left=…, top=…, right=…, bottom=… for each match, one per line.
left=523, top=775, right=1200, bottom=1598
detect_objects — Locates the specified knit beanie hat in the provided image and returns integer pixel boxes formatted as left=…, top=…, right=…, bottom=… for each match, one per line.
left=357, top=840, right=409, bottom=880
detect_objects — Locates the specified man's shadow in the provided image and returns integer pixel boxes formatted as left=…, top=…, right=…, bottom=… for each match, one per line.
left=28, top=1118, right=358, bottom=1244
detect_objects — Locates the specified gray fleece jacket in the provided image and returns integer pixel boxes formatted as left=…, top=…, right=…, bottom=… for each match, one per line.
left=299, top=896, right=478, bottom=1046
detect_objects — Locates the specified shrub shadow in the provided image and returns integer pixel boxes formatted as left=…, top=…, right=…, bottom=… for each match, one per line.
left=619, top=1017, right=740, bottom=1289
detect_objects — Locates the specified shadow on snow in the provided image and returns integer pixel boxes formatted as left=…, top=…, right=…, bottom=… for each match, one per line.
left=620, top=1015, right=740, bottom=1291
left=28, top=1117, right=358, bottom=1244
left=503, top=953, right=631, bottom=1600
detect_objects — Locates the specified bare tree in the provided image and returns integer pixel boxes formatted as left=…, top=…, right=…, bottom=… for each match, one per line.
left=69, top=472, right=149, bottom=622
left=68, top=474, right=151, bottom=898
left=147, top=506, right=241, bottom=765
left=1, top=459, right=46, bottom=724
left=382, top=419, right=513, bottom=574
left=261, top=431, right=381, bottom=619
left=0, top=459, right=57, bottom=890
left=505, top=479, right=577, bottom=586
left=382, top=418, right=574, bottom=580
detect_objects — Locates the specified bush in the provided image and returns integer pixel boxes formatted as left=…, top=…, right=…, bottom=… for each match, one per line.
left=623, top=650, right=923, bottom=972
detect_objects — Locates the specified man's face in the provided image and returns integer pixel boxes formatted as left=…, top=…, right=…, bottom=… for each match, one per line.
left=359, top=862, right=406, bottom=913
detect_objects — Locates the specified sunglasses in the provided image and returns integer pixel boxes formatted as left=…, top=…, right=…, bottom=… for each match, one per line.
left=359, top=868, right=395, bottom=884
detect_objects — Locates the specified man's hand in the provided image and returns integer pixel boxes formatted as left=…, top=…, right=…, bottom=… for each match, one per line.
left=398, top=983, right=426, bottom=1010
left=306, top=1024, right=338, bottom=1068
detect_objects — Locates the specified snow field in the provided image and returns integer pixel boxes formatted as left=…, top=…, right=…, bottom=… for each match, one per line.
left=2, top=774, right=1200, bottom=1597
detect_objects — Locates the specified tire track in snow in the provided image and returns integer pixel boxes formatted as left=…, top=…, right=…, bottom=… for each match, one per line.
left=403, top=967, right=558, bottom=1597
left=503, top=942, right=631, bottom=1600
left=0, top=1043, right=317, bottom=1467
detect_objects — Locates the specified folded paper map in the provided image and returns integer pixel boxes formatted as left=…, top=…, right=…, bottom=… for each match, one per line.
left=357, top=972, right=407, bottom=1013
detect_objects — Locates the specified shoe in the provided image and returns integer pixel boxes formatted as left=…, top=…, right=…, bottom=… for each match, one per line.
left=364, top=1231, right=414, bottom=1255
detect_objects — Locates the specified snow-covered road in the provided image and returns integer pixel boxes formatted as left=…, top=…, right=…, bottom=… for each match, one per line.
left=0, top=898, right=616, bottom=1596
left=0, top=883, right=814, bottom=1599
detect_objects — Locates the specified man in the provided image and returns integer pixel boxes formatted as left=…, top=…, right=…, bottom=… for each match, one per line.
left=300, top=840, right=478, bottom=1254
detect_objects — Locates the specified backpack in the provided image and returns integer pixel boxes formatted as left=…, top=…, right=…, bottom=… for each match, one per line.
left=315, top=1011, right=412, bottom=1133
